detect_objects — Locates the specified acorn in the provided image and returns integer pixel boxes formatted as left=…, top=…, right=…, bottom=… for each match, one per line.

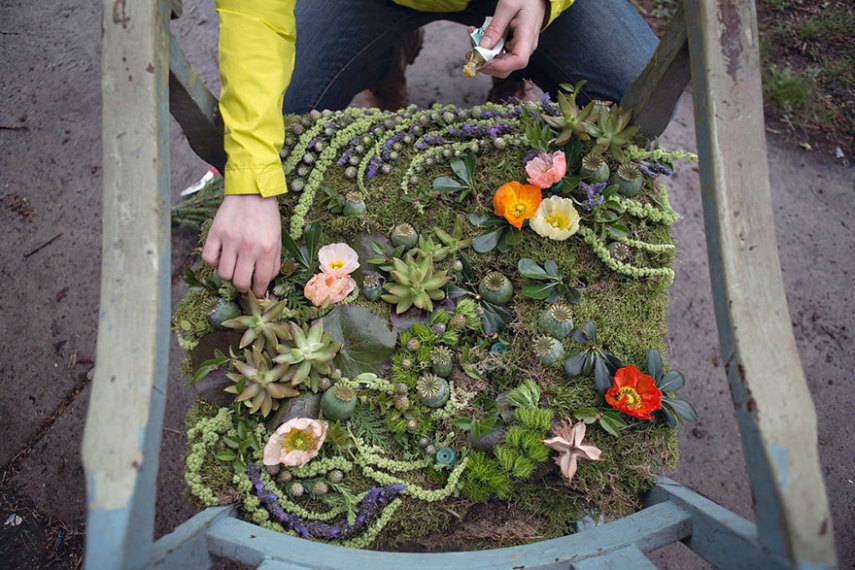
left=343, top=192, right=366, bottom=217
left=328, top=469, right=344, bottom=483
left=344, top=166, right=358, bottom=179
left=390, top=223, right=419, bottom=249
left=279, top=470, right=293, bottom=483
left=361, top=270, right=385, bottom=301
left=533, top=335, right=565, bottom=366
left=289, top=482, right=305, bottom=497
left=290, top=178, right=305, bottom=192
left=320, top=381, right=357, bottom=421
left=612, top=163, right=644, bottom=196
left=207, top=298, right=241, bottom=330
left=311, top=481, right=329, bottom=496
left=478, top=272, right=513, bottom=305
left=538, top=302, right=574, bottom=339
left=580, top=153, right=610, bottom=183
left=417, top=374, right=450, bottom=408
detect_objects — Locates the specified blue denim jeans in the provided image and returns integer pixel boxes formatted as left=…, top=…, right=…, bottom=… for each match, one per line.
left=283, top=0, right=658, bottom=114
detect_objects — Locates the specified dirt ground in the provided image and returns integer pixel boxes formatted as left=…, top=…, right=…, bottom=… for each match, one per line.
left=0, top=1, right=853, bottom=568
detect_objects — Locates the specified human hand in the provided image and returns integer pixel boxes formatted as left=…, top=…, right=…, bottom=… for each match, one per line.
left=201, top=194, right=282, bottom=298
left=473, top=0, right=548, bottom=78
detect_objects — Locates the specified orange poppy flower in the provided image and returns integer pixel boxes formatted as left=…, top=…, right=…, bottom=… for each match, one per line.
left=605, top=365, right=662, bottom=420
left=493, top=181, right=542, bottom=230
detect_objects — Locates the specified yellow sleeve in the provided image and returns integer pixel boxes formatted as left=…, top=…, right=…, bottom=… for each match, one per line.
left=216, top=0, right=296, bottom=197
left=544, top=0, right=575, bottom=30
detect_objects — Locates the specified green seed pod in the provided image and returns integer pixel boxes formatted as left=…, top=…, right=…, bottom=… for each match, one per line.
left=493, top=137, right=507, bottom=150
left=581, top=153, right=610, bottom=183
left=361, top=270, right=385, bottom=301
left=279, top=470, right=293, bottom=483
left=417, top=374, right=450, bottom=408
left=311, top=481, right=329, bottom=496
left=418, top=436, right=430, bottom=448
left=406, top=418, right=418, bottom=431
left=538, top=302, right=574, bottom=339
left=390, top=223, right=418, bottom=249
left=609, top=241, right=633, bottom=262
left=613, top=163, right=643, bottom=196
left=425, top=444, right=437, bottom=456
left=320, top=381, right=357, bottom=421
left=395, top=382, right=408, bottom=395
left=380, top=164, right=392, bottom=175
left=406, top=337, right=420, bottom=352
left=343, top=192, right=366, bottom=217
left=432, top=322, right=447, bottom=336
left=479, top=272, right=513, bottom=305
left=289, top=482, right=305, bottom=497
left=533, top=335, right=565, bottom=366
left=395, top=394, right=410, bottom=411
left=449, top=313, right=467, bottom=331
left=400, top=357, right=413, bottom=370
left=344, top=166, right=358, bottom=179
left=207, top=298, right=241, bottom=330
left=318, top=376, right=332, bottom=391
left=354, top=144, right=365, bottom=154
left=290, top=178, right=305, bottom=193
left=430, top=346, right=453, bottom=378
left=265, top=464, right=280, bottom=476
left=328, top=469, right=344, bottom=483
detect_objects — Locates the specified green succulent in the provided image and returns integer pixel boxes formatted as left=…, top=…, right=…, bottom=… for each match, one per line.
left=432, top=216, right=472, bottom=260
left=224, top=346, right=299, bottom=417
left=380, top=253, right=449, bottom=314
left=588, top=104, right=640, bottom=162
left=540, top=82, right=597, bottom=145
left=220, top=292, right=291, bottom=351
left=273, top=320, right=341, bottom=392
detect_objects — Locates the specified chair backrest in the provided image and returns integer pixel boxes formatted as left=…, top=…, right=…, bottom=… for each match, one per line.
left=82, top=0, right=837, bottom=567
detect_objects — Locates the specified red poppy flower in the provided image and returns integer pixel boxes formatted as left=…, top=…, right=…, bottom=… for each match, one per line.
left=605, top=365, right=662, bottom=420
left=493, top=181, right=542, bottom=230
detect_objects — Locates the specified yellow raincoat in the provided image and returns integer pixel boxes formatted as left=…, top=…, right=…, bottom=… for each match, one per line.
left=215, top=0, right=575, bottom=198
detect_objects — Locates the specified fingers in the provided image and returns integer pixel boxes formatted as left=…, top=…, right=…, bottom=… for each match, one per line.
left=480, top=6, right=512, bottom=51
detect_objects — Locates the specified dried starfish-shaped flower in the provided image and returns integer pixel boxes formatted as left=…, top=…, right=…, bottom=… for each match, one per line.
left=541, top=419, right=603, bottom=487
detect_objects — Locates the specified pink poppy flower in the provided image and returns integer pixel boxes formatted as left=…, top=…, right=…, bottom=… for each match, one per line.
left=318, top=243, right=359, bottom=277
left=263, top=417, right=328, bottom=467
left=304, top=272, right=356, bottom=306
left=525, top=151, right=567, bottom=189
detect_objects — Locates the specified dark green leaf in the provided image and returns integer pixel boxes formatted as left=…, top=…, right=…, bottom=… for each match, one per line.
left=594, top=357, right=611, bottom=394
left=599, top=415, right=621, bottom=436
left=446, top=285, right=471, bottom=299
left=607, top=224, right=630, bottom=239
left=582, top=352, right=595, bottom=376
left=454, top=418, right=473, bottom=430
left=595, top=209, right=619, bottom=223
left=215, top=451, right=236, bottom=462
left=646, top=349, right=664, bottom=381
left=325, top=306, right=397, bottom=378
left=238, top=440, right=250, bottom=455
left=518, top=258, right=549, bottom=279
left=451, top=157, right=473, bottom=186
left=544, top=260, right=560, bottom=278
left=602, top=184, right=620, bottom=199
left=659, top=370, right=686, bottom=392
left=664, top=398, right=698, bottom=422
left=574, top=407, right=598, bottom=422
left=236, top=422, right=246, bottom=439
left=473, top=229, right=502, bottom=253
left=582, top=321, right=597, bottom=342
left=468, top=212, right=493, bottom=227
left=370, top=241, right=386, bottom=255
left=480, top=301, right=512, bottom=334
left=433, top=176, right=465, bottom=191
left=604, top=353, right=625, bottom=373
left=658, top=403, right=677, bottom=428
left=191, top=364, right=216, bottom=385
left=281, top=230, right=308, bottom=268
left=498, top=227, right=522, bottom=251
left=563, top=175, right=582, bottom=192
left=521, top=282, right=556, bottom=299
left=570, top=327, right=589, bottom=344
left=223, top=435, right=241, bottom=449
left=563, top=351, right=587, bottom=377
left=304, top=222, right=322, bottom=261
left=564, top=287, right=582, bottom=305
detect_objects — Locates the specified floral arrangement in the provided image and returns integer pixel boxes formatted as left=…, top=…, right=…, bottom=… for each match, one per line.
left=174, top=85, right=698, bottom=549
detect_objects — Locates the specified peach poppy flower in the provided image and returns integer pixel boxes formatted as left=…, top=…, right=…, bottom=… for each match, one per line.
left=304, top=272, right=356, bottom=306
left=263, top=417, right=328, bottom=467
left=493, top=181, right=542, bottom=230
left=318, top=243, right=359, bottom=277
left=525, top=151, right=566, bottom=189
left=541, top=419, right=603, bottom=487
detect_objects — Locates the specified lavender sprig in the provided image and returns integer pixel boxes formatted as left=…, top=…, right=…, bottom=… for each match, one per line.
left=247, top=465, right=405, bottom=540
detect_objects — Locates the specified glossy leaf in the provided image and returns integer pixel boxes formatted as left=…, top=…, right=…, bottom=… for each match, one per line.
left=325, top=306, right=397, bottom=378
left=518, top=258, right=549, bottom=280
left=433, top=176, right=464, bottom=191
left=659, top=370, right=686, bottom=392
left=480, top=301, right=512, bottom=334
left=563, top=351, right=587, bottom=377
left=521, top=282, right=556, bottom=299
left=664, top=398, right=698, bottom=422
left=594, top=357, right=612, bottom=394
left=570, top=327, right=589, bottom=345
left=646, top=349, right=664, bottom=382
left=582, top=321, right=597, bottom=342
left=473, top=228, right=502, bottom=253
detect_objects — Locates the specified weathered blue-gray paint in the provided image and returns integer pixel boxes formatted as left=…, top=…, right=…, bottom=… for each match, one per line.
left=770, top=443, right=790, bottom=488
left=571, top=545, right=657, bottom=570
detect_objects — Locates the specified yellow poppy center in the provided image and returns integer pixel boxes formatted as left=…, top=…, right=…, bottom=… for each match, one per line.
left=512, top=202, right=527, bottom=217
left=617, top=387, right=641, bottom=409
left=545, top=214, right=567, bottom=229
left=282, top=429, right=316, bottom=452
left=328, top=261, right=345, bottom=270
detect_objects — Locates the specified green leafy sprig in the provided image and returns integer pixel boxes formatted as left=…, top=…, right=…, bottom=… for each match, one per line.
left=517, top=258, right=585, bottom=305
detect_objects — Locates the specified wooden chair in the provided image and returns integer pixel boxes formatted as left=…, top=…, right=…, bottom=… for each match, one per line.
left=82, top=1, right=837, bottom=567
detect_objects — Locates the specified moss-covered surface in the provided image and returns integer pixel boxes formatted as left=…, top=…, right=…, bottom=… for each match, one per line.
left=175, top=101, right=693, bottom=551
